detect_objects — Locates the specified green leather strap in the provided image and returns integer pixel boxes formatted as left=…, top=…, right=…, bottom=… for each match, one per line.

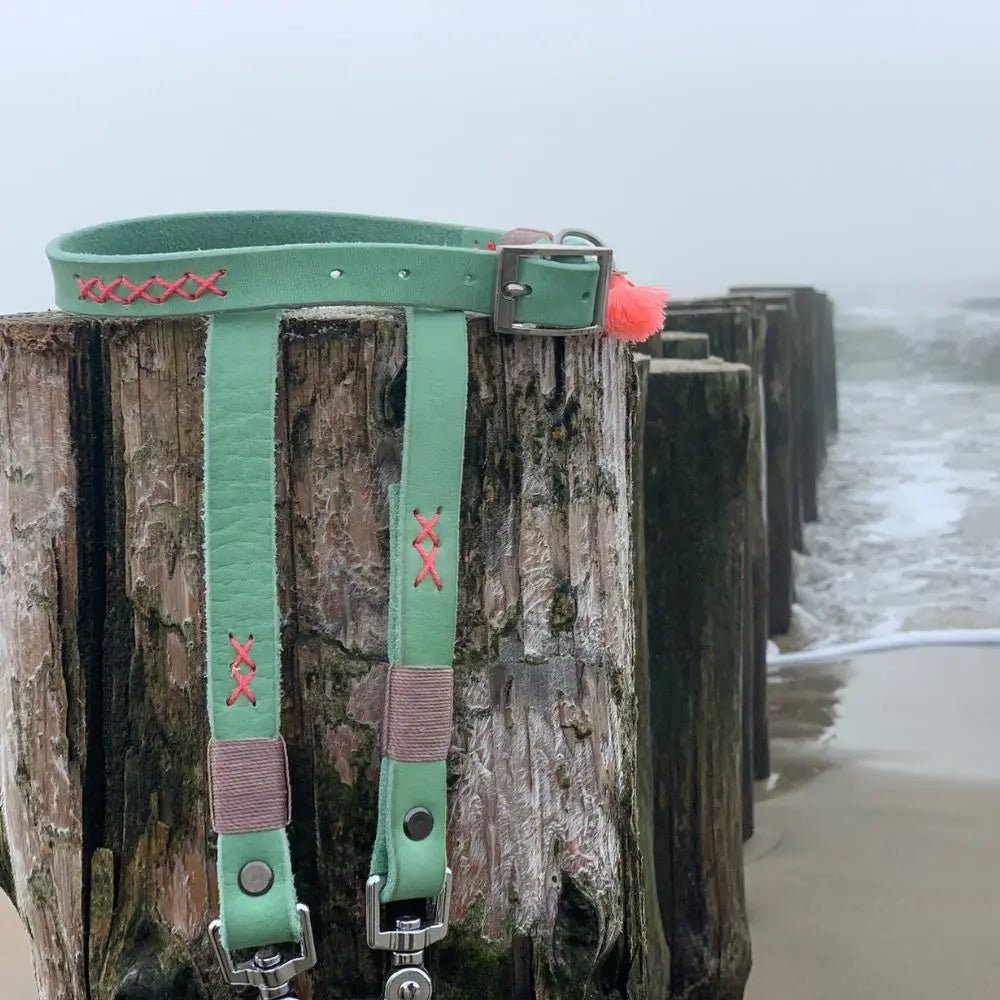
left=45, top=211, right=609, bottom=963
left=370, top=308, right=468, bottom=904
left=46, top=211, right=602, bottom=329
left=204, top=310, right=300, bottom=950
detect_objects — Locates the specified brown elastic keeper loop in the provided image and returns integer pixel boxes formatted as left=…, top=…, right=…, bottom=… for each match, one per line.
left=499, top=227, right=555, bottom=246
left=383, top=665, right=454, bottom=762
left=208, top=737, right=291, bottom=835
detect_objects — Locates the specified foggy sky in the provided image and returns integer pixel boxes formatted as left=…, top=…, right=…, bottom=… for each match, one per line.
left=1, top=0, right=997, bottom=313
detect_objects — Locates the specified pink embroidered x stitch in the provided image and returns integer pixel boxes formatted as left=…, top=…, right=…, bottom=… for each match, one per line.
left=226, top=633, right=257, bottom=706
left=77, top=270, right=226, bottom=305
left=412, top=510, right=442, bottom=590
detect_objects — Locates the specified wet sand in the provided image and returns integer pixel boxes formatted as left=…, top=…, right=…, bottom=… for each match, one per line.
left=746, top=645, right=1000, bottom=1000
left=3, top=646, right=998, bottom=999
left=0, top=890, right=35, bottom=997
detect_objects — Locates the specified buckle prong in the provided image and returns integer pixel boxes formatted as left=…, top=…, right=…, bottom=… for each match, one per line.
left=502, top=281, right=531, bottom=299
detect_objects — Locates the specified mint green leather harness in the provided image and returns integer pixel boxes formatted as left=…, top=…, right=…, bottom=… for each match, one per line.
left=46, top=212, right=612, bottom=1000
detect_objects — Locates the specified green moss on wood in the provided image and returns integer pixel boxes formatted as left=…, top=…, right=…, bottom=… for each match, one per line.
left=0, top=822, right=14, bottom=904
left=549, top=579, right=577, bottom=634
left=428, top=904, right=515, bottom=1000
left=594, top=465, right=620, bottom=506
left=281, top=637, right=386, bottom=996
left=549, top=874, right=606, bottom=994
left=555, top=762, right=572, bottom=790
left=89, top=847, right=115, bottom=974
left=27, top=866, right=56, bottom=907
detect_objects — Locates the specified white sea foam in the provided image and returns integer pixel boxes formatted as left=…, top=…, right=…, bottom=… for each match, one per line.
left=787, top=303, right=1000, bottom=651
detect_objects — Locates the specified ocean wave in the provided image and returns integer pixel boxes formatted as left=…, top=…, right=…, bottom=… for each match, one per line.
left=787, top=366, right=1000, bottom=649
left=837, top=305, right=1000, bottom=382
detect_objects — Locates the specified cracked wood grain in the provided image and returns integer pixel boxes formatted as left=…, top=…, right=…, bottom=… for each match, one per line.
left=1, top=309, right=647, bottom=1000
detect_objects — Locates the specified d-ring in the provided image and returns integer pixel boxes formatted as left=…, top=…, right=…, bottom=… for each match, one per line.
left=554, top=228, right=606, bottom=247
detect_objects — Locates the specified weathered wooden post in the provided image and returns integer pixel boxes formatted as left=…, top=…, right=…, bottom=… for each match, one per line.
left=633, top=334, right=664, bottom=358
left=630, top=354, right=671, bottom=999
left=728, top=290, right=799, bottom=638
left=797, top=288, right=824, bottom=513
left=0, top=296, right=650, bottom=1000
left=803, top=289, right=828, bottom=477
left=642, top=357, right=753, bottom=1000
left=821, top=293, right=839, bottom=437
left=662, top=299, right=768, bottom=826
left=731, top=286, right=827, bottom=525
left=659, top=332, right=709, bottom=360
left=760, top=298, right=796, bottom=640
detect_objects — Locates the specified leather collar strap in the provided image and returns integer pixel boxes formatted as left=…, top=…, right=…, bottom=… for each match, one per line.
left=45, top=211, right=614, bottom=1000
left=47, top=211, right=609, bottom=333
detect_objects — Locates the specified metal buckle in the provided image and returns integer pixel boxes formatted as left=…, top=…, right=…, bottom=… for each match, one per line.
left=209, top=904, right=317, bottom=1000
left=492, top=233, right=613, bottom=337
left=365, top=869, right=452, bottom=953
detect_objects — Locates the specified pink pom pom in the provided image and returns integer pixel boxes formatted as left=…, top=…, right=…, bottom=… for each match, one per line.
left=604, top=272, right=670, bottom=342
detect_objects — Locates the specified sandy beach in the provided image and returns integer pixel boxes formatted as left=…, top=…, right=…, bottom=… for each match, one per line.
left=2, top=645, right=999, bottom=998
left=1, top=890, right=34, bottom=997
left=746, top=644, right=1000, bottom=1000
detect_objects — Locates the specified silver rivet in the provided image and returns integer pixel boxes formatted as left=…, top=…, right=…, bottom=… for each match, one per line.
left=398, top=268, right=411, bottom=279
left=403, top=807, right=434, bottom=841
left=330, top=268, right=343, bottom=279
left=238, top=860, right=274, bottom=897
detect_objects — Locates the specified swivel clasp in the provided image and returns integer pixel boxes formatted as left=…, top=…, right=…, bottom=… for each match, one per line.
left=366, top=870, right=452, bottom=1000
left=208, top=903, right=317, bottom=1000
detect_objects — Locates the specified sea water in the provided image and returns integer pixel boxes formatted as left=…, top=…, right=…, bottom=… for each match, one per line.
left=765, top=295, right=1000, bottom=784
left=790, top=298, right=1000, bottom=646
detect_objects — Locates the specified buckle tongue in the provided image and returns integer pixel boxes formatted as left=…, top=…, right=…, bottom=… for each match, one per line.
left=492, top=233, right=613, bottom=337
left=209, top=904, right=317, bottom=1000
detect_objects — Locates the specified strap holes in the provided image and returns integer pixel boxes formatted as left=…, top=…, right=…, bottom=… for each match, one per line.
left=582, top=291, right=591, bottom=301
left=330, top=268, right=344, bottom=279
left=398, top=268, right=411, bottom=279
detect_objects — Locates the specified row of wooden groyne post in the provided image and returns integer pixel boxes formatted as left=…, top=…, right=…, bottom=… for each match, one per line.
left=645, top=285, right=839, bottom=839
left=0, top=284, right=837, bottom=1000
